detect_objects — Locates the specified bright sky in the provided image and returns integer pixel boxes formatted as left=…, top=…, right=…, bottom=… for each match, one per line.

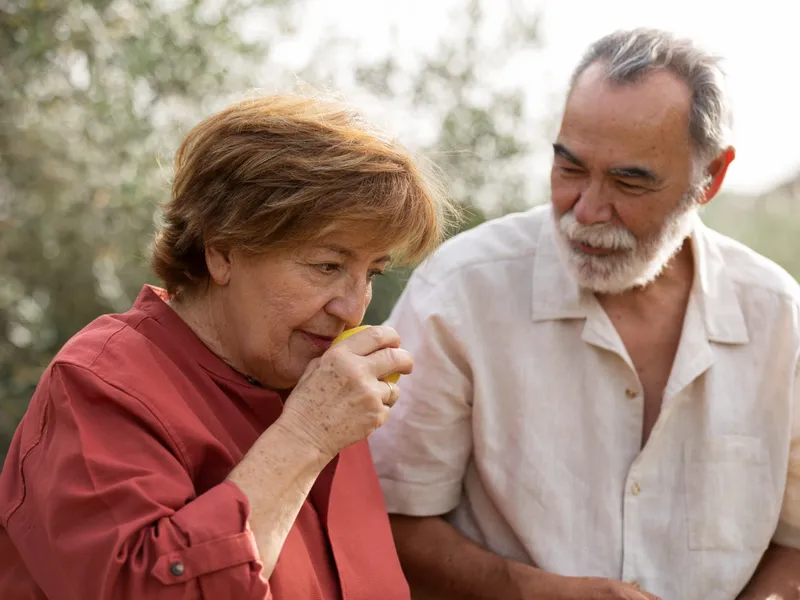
left=263, top=0, right=800, bottom=196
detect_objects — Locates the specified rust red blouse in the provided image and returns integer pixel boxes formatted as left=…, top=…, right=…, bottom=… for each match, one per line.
left=0, top=286, right=410, bottom=600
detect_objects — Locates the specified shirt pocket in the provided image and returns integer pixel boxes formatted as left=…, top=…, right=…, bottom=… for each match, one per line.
left=684, top=435, right=777, bottom=552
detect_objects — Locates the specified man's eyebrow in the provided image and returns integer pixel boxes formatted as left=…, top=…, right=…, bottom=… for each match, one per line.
left=552, top=143, right=586, bottom=168
left=554, top=142, right=662, bottom=184
left=607, top=166, right=660, bottom=183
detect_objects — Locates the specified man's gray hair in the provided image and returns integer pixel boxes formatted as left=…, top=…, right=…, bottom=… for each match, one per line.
left=570, top=28, right=732, bottom=166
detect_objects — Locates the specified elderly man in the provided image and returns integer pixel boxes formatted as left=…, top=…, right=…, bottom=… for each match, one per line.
left=368, top=28, right=800, bottom=600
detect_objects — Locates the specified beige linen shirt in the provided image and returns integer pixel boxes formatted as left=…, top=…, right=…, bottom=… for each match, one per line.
left=368, top=204, right=800, bottom=600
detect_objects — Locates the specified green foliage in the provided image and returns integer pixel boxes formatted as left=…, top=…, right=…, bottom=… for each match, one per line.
left=0, top=0, right=543, bottom=458
left=702, top=192, right=800, bottom=281
left=2, top=0, right=797, bottom=464
left=0, top=0, right=280, bottom=458
left=351, top=0, right=544, bottom=323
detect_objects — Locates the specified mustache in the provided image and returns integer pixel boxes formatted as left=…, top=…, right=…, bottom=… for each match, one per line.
left=559, top=211, right=637, bottom=251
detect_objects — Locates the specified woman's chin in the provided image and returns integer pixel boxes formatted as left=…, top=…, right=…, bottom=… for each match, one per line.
left=274, top=361, right=312, bottom=390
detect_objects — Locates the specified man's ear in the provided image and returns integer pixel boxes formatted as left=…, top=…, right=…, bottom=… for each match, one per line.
left=698, top=146, right=735, bottom=205
left=205, top=246, right=232, bottom=286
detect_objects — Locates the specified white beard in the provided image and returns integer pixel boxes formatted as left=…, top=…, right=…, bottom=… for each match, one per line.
left=553, top=190, right=701, bottom=295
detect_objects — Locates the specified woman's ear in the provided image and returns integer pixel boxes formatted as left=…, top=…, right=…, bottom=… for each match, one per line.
left=205, top=246, right=232, bottom=286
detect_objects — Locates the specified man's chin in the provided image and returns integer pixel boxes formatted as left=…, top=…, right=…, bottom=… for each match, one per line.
left=556, top=228, right=663, bottom=294
left=572, top=258, right=669, bottom=295
left=568, top=255, right=649, bottom=295
left=576, top=276, right=637, bottom=295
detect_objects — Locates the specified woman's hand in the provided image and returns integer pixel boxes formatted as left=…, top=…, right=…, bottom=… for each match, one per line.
left=278, top=325, right=414, bottom=460
left=227, top=325, right=411, bottom=575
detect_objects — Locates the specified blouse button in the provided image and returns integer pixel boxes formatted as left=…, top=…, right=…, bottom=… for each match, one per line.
left=169, top=561, right=185, bottom=577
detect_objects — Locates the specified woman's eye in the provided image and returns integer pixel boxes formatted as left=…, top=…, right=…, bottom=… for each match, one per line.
left=315, top=263, right=385, bottom=280
left=316, top=263, right=340, bottom=274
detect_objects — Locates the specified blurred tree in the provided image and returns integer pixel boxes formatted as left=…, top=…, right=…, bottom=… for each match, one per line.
left=0, top=0, right=287, bottom=459
left=702, top=183, right=800, bottom=281
left=0, top=0, right=546, bottom=458
left=2, top=0, right=797, bottom=464
left=304, top=0, right=547, bottom=324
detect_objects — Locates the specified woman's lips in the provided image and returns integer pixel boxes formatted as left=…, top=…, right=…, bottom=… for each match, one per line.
left=300, top=331, right=335, bottom=351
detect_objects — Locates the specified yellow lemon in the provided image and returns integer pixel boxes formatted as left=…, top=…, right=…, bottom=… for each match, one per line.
left=332, top=325, right=400, bottom=384
left=331, top=325, right=372, bottom=345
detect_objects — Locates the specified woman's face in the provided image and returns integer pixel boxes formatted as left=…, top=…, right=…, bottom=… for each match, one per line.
left=205, top=230, right=392, bottom=389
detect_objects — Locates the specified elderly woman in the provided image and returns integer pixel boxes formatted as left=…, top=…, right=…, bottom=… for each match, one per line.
left=0, top=93, right=456, bottom=599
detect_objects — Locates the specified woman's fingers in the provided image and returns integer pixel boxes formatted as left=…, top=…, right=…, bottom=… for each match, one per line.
left=381, top=380, right=400, bottom=407
left=332, top=325, right=401, bottom=356
left=367, top=346, right=413, bottom=381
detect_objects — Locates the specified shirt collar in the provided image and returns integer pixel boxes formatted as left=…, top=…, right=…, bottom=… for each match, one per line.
left=132, top=284, right=271, bottom=387
left=531, top=207, right=749, bottom=346
left=692, top=218, right=749, bottom=344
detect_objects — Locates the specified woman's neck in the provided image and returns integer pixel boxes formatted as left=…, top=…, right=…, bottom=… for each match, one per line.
left=167, top=292, right=248, bottom=378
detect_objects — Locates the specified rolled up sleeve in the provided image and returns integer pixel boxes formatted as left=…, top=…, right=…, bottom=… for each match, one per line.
left=773, top=359, right=800, bottom=550
left=0, top=363, right=270, bottom=600
left=368, top=271, right=474, bottom=517
left=149, top=481, right=262, bottom=589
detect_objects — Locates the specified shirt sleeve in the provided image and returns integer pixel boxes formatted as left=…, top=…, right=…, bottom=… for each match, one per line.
left=773, top=358, right=800, bottom=550
left=368, top=271, right=474, bottom=517
left=0, top=362, right=271, bottom=600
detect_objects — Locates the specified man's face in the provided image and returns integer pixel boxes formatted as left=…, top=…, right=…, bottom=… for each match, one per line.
left=550, top=62, right=703, bottom=294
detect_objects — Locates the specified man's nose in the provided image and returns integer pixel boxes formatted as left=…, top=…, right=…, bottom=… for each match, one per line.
left=573, top=179, right=614, bottom=225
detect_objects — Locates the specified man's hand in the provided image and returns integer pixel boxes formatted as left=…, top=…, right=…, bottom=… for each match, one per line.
left=562, top=577, right=661, bottom=600
left=736, top=543, right=800, bottom=600
left=507, top=561, right=661, bottom=600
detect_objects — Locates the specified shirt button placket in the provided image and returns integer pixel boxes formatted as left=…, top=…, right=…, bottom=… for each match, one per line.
left=622, top=381, right=644, bottom=586
left=621, top=470, right=642, bottom=585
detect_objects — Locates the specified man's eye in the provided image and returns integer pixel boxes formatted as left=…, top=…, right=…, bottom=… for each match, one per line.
left=559, top=166, right=584, bottom=175
left=617, top=180, right=645, bottom=191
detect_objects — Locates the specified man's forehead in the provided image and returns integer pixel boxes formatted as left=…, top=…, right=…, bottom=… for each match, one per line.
left=569, top=62, right=693, bottom=113
left=559, top=65, right=693, bottom=164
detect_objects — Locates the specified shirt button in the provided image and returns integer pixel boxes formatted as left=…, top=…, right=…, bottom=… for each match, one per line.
left=625, top=388, right=638, bottom=399
left=629, top=580, right=641, bottom=589
left=169, top=561, right=185, bottom=577
left=631, top=482, right=641, bottom=496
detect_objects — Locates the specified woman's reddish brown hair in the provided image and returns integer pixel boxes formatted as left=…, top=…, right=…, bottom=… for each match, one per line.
left=151, top=92, right=459, bottom=296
